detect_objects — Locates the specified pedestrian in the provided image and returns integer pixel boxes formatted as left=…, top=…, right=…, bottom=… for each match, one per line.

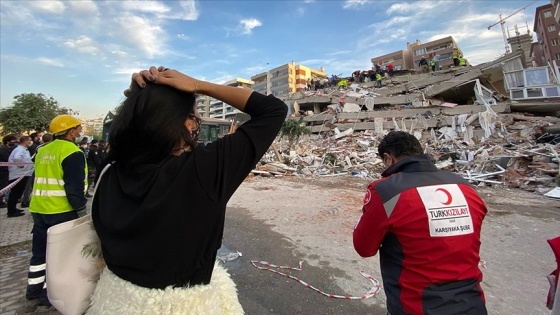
left=7, top=136, right=34, bottom=218
left=0, top=134, right=18, bottom=208
left=86, top=140, right=101, bottom=193
left=353, top=131, right=487, bottom=315
left=24, top=115, right=88, bottom=313
left=20, top=132, right=43, bottom=208
left=88, top=66, right=287, bottom=314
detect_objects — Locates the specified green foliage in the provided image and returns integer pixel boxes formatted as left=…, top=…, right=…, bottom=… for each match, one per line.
left=279, top=117, right=311, bottom=149
left=0, top=93, right=77, bottom=134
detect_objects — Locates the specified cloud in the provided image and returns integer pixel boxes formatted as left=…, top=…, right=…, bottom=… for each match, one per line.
left=121, top=1, right=170, bottom=14
left=386, top=1, right=444, bottom=15
left=177, top=33, right=190, bottom=40
left=303, top=0, right=315, bottom=3
left=120, top=0, right=199, bottom=20
left=240, top=18, right=262, bottom=35
left=64, top=36, right=101, bottom=55
left=296, top=7, right=305, bottom=17
left=343, top=0, right=369, bottom=9
left=117, top=14, right=166, bottom=58
left=174, top=1, right=199, bottom=21
left=210, top=73, right=235, bottom=84
left=37, top=57, right=64, bottom=67
left=67, top=1, right=98, bottom=13
left=32, top=0, right=65, bottom=14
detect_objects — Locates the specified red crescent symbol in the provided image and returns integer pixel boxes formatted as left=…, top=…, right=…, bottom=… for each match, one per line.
left=363, top=190, right=371, bottom=205
left=436, top=188, right=453, bottom=205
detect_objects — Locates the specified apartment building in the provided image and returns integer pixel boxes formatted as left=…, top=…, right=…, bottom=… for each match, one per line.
left=196, top=78, right=254, bottom=120
left=533, top=4, right=560, bottom=66
left=251, top=61, right=327, bottom=96
left=370, top=49, right=411, bottom=70
left=370, top=37, right=464, bottom=70
left=552, top=0, right=560, bottom=25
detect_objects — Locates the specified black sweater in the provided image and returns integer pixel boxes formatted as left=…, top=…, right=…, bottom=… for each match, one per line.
left=92, top=92, right=287, bottom=289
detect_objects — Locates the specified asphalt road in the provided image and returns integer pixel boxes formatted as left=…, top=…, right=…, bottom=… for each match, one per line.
left=222, top=209, right=386, bottom=315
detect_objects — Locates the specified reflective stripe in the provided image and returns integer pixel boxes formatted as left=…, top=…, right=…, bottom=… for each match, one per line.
left=43, top=282, right=47, bottom=289
left=28, top=276, right=45, bottom=285
left=32, top=189, right=66, bottom=197
left=35, top=177, right=65, bottom=185
left=29, top=263, right=46, bottom=272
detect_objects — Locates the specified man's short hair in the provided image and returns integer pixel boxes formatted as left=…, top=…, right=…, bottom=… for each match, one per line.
left=378, top=131, right=423, bottom=159
left=19, top=136, right=31, bottom=144
left=91, top=139, right=99, bottom=145
left=42, top=133, right=53, bottom=143
left=2, top=134, right=17, bottom=145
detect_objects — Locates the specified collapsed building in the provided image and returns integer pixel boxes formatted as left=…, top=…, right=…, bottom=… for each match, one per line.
left=253, top=50, right=560, bottom=198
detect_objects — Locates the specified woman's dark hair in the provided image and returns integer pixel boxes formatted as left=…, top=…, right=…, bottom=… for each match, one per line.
left=378, top=131, right=423, bottom=159
left=107, top=83, right=196, bottom=169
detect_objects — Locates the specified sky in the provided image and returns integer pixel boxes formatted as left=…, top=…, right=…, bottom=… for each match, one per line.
left=0, top=0, right=549, bottom=118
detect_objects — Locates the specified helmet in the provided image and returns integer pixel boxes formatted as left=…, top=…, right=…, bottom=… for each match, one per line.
left=49, top=115, right=81, bottom=134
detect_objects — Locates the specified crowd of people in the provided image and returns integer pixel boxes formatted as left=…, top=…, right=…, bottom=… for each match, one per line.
left=0, top=132, right=107, bottom=217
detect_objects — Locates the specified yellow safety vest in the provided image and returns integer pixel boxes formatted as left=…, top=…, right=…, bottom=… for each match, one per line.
left=30, top=139, right=88, bottom=214
left=459, top=57, right=466, bottom=66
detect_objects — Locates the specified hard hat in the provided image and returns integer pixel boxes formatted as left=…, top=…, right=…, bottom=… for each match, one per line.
left=49, top=115, right=81, bottom=134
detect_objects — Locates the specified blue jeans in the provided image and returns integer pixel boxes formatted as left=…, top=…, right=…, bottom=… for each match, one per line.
left=26, top=211, right=79, bottom=305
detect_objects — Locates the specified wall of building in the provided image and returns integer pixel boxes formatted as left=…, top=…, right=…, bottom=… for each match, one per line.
left=371, top=36, right=464, bottom=71
left=534, top=4, right=560, bottom=66
left=251, top=62, right=326, bottom=95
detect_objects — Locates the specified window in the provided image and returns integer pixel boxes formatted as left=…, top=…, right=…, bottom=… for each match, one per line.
left=553, top=39, right=559, bottom=46
left=414, top=48, right=427, bottom=56
left=556, top=53, right=560, bottom=60
left=544, top=10, right=552, bottom=18
left=548, top=24, right=556, bottom=32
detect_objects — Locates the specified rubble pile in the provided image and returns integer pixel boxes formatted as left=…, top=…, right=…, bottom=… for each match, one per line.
left=253, top=114, right=560, bottom=196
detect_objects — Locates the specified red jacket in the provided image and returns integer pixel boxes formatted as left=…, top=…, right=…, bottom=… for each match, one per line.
left=354, top=155, right=487, bottom=315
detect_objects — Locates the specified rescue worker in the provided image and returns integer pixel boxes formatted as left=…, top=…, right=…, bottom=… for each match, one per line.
left=375, top=72, right=383, bottom=88
left=418, top=56, right=429, bottom=73
left=24, top=115, right=88, bottom=313
left=354, top=131, right=487, bottom=315
left=459, top=55, right=467, bottom=67
left=452, top=47, right=460, bottom=67
left=430, top=58, right=436, bottom=72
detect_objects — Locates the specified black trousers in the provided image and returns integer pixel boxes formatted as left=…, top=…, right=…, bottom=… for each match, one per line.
left=7, top=176, right=29, bottom=214
left=26, top=211, right=79, bottom=304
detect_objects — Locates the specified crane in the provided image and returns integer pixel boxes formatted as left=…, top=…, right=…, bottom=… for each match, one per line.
left=487, top=0, right=540, bottom=54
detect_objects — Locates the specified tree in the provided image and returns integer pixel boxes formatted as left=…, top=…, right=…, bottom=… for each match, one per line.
left=279, top=117, right=311, bottom=150
left=0, top=93, right=78, bottom=134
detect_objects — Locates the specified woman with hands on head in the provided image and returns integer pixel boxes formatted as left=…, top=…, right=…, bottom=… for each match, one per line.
left=88, top=66, right=288, bottom=314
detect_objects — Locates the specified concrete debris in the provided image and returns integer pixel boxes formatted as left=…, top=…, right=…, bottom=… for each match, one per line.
left=253, top=119, right=559, bottom=195
left=250, top=51, right=560, bottom=195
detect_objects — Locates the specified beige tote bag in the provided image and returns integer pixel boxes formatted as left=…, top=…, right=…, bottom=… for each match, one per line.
left=46, top=164, right=110, bottom=315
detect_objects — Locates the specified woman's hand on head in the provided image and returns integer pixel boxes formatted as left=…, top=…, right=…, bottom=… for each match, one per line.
left=124, top=66, right=199, bottom=96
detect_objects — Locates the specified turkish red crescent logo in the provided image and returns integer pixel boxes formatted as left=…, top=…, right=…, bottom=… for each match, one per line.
left=436, top=188, right=453, bottom=205
left=363, top=190, right=371, bottom=205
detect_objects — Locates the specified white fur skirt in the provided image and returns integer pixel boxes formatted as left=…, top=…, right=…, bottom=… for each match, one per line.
left=86, top=263, right=244, bottom=315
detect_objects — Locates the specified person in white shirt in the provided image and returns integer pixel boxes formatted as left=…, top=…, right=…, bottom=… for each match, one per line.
left=7, top=136, right=34, bottom=217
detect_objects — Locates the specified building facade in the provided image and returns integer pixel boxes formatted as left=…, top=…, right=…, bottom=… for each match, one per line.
left=533, top=4, right=560, bottom=66
left=251, top=61, right=327, bottom=96
left=196, top=78, right=254, bottom=120
left=370, top=49, right=410, bottom=70
left=370, top=37, right=465, bottom=70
